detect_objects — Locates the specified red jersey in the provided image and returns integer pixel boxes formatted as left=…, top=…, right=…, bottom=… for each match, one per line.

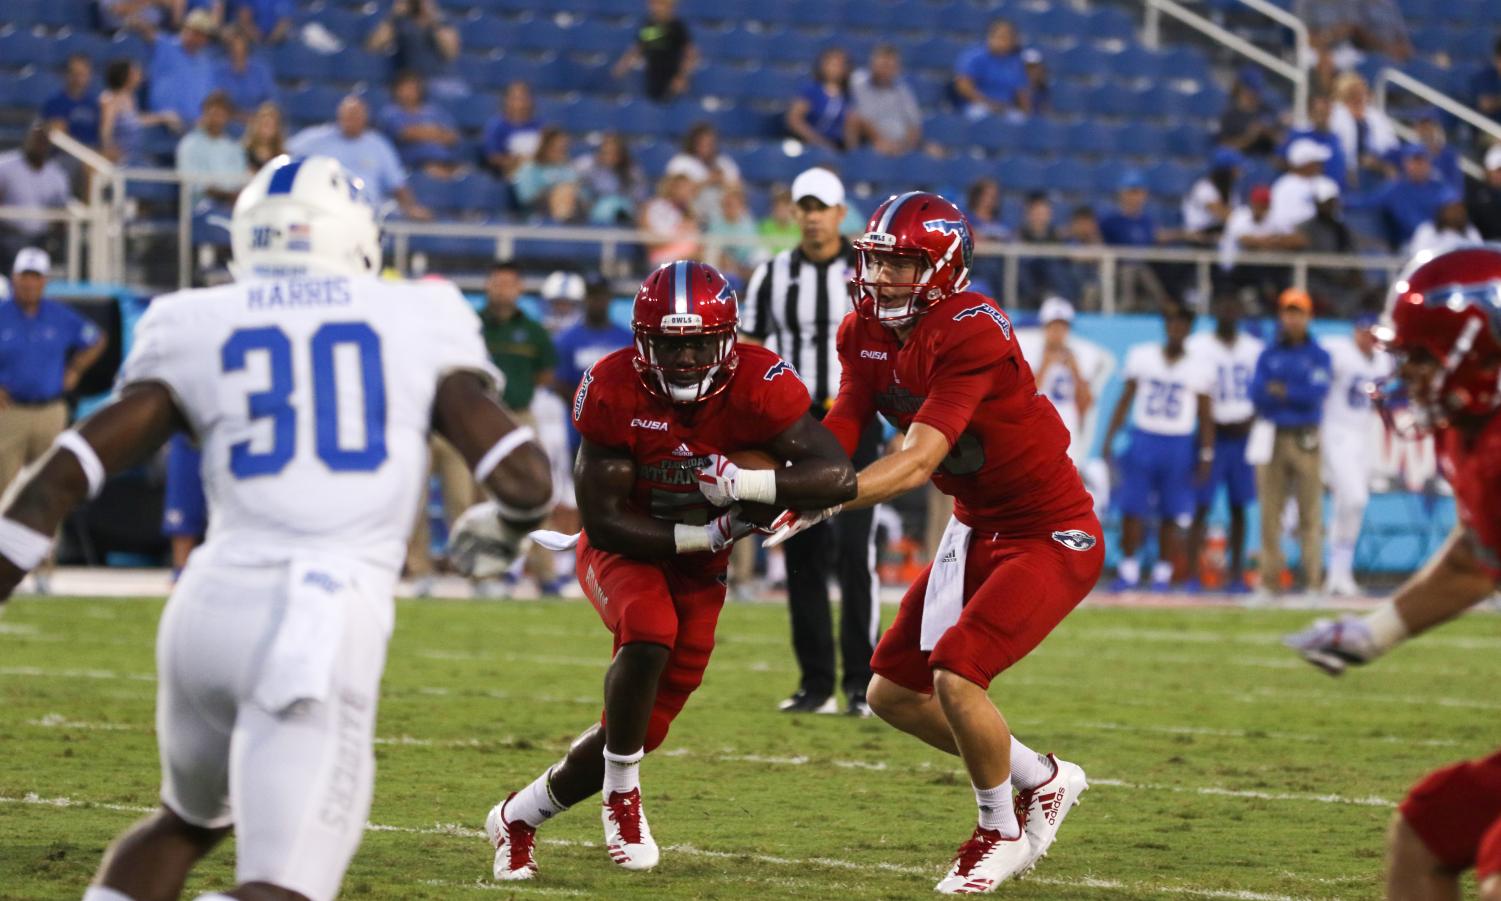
left=573, top=342, right=810, bottom=542
left=1435, top=413, right=1501, bottom=578
left=823, top=291, right=1092, bottom=536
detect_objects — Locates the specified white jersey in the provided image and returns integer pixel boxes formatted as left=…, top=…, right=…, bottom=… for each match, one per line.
left=1322, top=336, right=1391, bottom=433
left=1124, top=343, right=1213, bottom=437
left=1018, top=331, right=1113, bottom=462
left=1186, top=330, right=1263, bottom=425
left=120, top=274, right=497, bottom=574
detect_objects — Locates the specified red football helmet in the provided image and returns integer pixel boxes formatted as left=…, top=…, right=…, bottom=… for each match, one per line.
left=1372, top=245, right=1501, bottom=436
left=632, top=259, right=740, bottom=403
left=850, top=191, right=974, bottom=327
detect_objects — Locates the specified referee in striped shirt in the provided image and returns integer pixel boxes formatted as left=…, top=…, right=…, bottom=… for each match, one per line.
left=743, top=167, right=882, bottom=716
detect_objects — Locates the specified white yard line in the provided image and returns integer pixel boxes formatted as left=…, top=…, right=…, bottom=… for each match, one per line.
left=1065, top=626, right=1501, bottom=652
left=0, top=791, right=1315, bottom=900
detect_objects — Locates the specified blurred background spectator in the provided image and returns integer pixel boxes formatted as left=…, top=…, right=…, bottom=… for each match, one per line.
left=0, top=127, right=74, bottom=268
left=1101, top=170, right=1182, bottom=309
left=1220, top=184, right=1298, bottom=309
left=42, top=56, right=101, bottom=151
left=1270, top=139, right=1336, bottom=231
left=533, top=181, right=587, bottom=226
left=226, top=0, right=292, bottom=45
left=1217, top=70, right=1282, bottom=157
left=613, top=0, right=696, bottom=103
left=1406, top=110, right=1462, bottom=192
left=954, top=18, right=1029, bottom=120
left=846, top=44, right=923, bottom=156
left=287, top=94, right=432, bottom=220
left=213, top=26, right=278, bottom=122
left=1470, top=37, right=1501, bottom=120
left=706, top=184, right=760, bottom=278
left=367, top=0, right=468, bottom=99
left=511, top=126, right=576, bottom=212
left=242, top=101, right=285, bottom=170
left=100, top=59, right=180, bottom=165
left=966, top=177, right=1008, bottom=292
left=1468, top=145, right=1501, bottom=239
left=1018, top=191, right=1080, bottom=305
left=1064, top=204, right=1104, bottom=308
left=1182, top=147, right=1243, bottom=245
left=640, top=172, right=701, bottom=266
left=758, top=184, right=799, bottom=254
left=574, top=131, right=646, bottom=226
left=1280, top=95, right=1348, bottom=188
left=1289, top=179, right=1363, bottom=315
left=1022, top=48, right=1050, bottom=115
left=1374, top=144, right=1447, bottom=250
left=147, top=10, right=220, bottom=129
left=786, top=48, right=851, bottom=153
left=379, top=71, right=463, bottom=179
left=482, top=82, right=543, bottom=179
left=100, top=0, right=177, bottom=38
left=1407, top=189, right=1480, bottom=255
left=666, top=121, right=741, bottom=222
left=175, top=91, right=245, bottom=208
left=1297, top=0, right=1412, bottom=62
left=1329, top=73, right=1398, bottom=190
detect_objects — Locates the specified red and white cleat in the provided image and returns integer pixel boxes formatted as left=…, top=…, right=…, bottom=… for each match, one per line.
left=1016, top=754, right=1088, bottom=873
left=485, top=793, right=539, bottom=881
left=933, top=825, right=1032, bottom=894
left=602, top=788, right=660, bottom=870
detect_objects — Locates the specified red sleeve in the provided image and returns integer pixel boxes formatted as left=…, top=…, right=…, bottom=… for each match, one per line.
left=572, top=358, right=630, bottom=449
left=821, top=317, right=879, bottom=457
left=911, top=310, right=1015, bottom=447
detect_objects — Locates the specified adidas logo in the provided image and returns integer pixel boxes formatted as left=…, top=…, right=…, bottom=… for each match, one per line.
left=1038, top=788, right=1065, bottom=825
left=672, top=443, right=693, bottom=457
left=939, top=549, right=958, bottom=564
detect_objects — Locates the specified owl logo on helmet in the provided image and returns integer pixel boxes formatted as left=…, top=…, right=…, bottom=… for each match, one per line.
left=631, top=260, right=740, bottom=403
left=229, top=155, right=381, bottom=280
left=850, top=192, right=974, bottom=328
left=1371, top=244, right=1501, bottom=436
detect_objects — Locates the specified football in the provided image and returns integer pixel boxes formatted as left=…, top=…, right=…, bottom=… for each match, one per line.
left=727, top=449, right=785, bottom=528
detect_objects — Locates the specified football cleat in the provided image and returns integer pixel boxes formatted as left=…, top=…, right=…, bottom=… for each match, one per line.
left=485, top=793, right=539, bottom=881
left=602, top=788, right=659, bottom=870
left=1323, top=574, right=1362, bottom=598
left=1283, top=615, right=1378, bottom=676
left=777, top=689, right=840, bottom=714
left=934, top=825, right=1032, bottom=894
left=1016, top=754, right=1088, bottom=873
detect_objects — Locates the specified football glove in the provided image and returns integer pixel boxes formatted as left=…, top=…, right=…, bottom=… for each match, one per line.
left=763, top=504, right=843, bottom=549
left=449, top=501, right=529, bottom=580
left=1282, top=615, right=1380, bottom=676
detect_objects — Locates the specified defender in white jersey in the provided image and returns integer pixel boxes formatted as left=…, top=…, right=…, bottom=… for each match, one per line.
left=1321, top=314, right=1392, bottom=595
left=1101, top=306, right=1215, bottom=590
left=1184, top=291, right=1264, bottom=593
left=0, top=156, right=552, bottom=901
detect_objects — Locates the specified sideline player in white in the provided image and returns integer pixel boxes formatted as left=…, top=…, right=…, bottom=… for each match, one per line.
left=1320, top=313, right=1392, bottom=596
left=1184, top=290, right=1264, bottom=593
left=1017, top=296, right=1111, bottom=468
left=0, top=155, right=553, bottom=901
left=1101, top=305, right=1215, bottom=590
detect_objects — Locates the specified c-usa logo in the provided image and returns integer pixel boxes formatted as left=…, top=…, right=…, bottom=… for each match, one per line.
left=1051, top=529, right=1097, bottom=552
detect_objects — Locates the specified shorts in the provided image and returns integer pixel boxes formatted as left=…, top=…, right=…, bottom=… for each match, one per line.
left=1117, top=429, right=1197, bottom=522
left=576, top=534, right=728, bottom=752
left=1195, top=433, right=1256, bottom=509
left=157, top=557, right=394, bottom=901
left=1399, top=747, right=1501, bottom=875
left=870, top=513, right=1103, bottom=693
left=162, top=434, right=206, bottom=538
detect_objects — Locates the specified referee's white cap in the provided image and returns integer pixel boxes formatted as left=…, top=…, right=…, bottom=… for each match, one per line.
left=1039, top=295, right=1075, bottom=325
left=791, top=167, right=845, bottom=208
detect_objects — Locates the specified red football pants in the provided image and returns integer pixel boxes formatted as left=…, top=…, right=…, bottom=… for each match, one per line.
left=1400, top=747, right=1501, bottom=879
left=577, top=535, right=727, bottom=752
left=871, top=514, right=1103, bottom=693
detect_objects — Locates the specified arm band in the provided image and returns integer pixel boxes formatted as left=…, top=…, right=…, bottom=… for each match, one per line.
left=54, top=430, right=106, bottom=500
left=0, top=518, right=53, bottom=571
left=495, top=496, right=555, bottom=524
left=474, top=426, right=537, bottom=484
left=1361, top=602, right=1410, bottom=654
left=673, top=523, right=711, bottom=554
left=732, top=468, right=777, bottom=505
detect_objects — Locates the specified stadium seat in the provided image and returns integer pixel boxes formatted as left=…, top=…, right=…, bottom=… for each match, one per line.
left=1116, top=126, right=1168, bottom=159
left=272, top=43, right=332, bottom=81
left=613, top=100, right=669, bottom=138
left=35, top=0, right=94, bottom=30
left=1146, top=161, right=1196, bottom=198
left=1064, top=120, right=1114, bottom=158
left=569, top=20, right=622, bottom=54
left=1018, top=119, right=1068, bottom=156
left=0, top=29, right=55, bottom=69
left=464, top=16, right=512, bottom=52
left=1003, top=156, right=1048, bottom=193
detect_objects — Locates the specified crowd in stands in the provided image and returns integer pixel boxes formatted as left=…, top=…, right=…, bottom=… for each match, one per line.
left=6, top=0, right=1501, bottom=314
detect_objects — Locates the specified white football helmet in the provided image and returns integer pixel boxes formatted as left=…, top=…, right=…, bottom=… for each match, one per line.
left=230, top=155, right=381, bottom=280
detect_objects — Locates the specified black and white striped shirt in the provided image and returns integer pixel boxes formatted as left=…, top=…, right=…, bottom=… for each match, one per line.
left=741, top=240, right=857, bottom=410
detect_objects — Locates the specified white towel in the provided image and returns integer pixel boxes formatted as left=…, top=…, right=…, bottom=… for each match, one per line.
left=921, top=516, right=973, bottom=651
left=530, top=529, right=581, bottom=551
left=251, top=558, right=352, bottom=714
left=1246, top=419, right=1276, bottom=466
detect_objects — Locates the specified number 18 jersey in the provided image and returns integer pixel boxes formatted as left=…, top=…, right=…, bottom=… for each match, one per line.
left=119, top=274, right=497, bottom=573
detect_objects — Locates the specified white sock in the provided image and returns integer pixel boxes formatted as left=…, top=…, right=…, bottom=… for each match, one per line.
left=82, top=889, right=136, bottom=901
left=1328, top=544, right=1355, bottom=583
left=191, top=895, right=237, bottom=901
left=1118, top=557, right=1140, bottom=584
left=1009, top=736, right=1056, bottom=792
left=1150, top=560, right=1174, bottom=584
left=505, top=765, right=567, bottom=828
left=974, top=780, right=1019, bottom=837
left=602, top=746, right=644, bottom=798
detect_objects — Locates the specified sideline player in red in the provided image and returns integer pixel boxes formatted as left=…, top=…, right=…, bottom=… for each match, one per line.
left=483, top=260, right=857, bottom=881
left=1285, top=246, right=1501, bottom=901
left=765, top=192, right=1104, bottom=893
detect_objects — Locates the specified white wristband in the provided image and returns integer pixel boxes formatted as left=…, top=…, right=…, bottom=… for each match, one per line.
left=732, top=468, right=777, bottom=505
left=0, top=518, right=53, bottom=571
left=54, top=430, right=106, bottom=500
left=673, top=523, right=712, bottom=554
left=1361, top=602, right=1410, bottom=654
left=474, top=426, right=537, bottom=484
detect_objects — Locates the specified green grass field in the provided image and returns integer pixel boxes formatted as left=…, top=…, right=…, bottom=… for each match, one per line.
left=1, top=594, right=1498, bottom=900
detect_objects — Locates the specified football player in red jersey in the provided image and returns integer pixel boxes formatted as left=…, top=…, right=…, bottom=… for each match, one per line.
left=482, top=260, right=856, bottom=881
left=1285, top=247, right=1501, bottom=901
left=765, top=192, right=1104, bottom=893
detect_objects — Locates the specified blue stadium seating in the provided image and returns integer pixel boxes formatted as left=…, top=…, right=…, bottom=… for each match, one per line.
left=0, top=29, right=57, bottom=69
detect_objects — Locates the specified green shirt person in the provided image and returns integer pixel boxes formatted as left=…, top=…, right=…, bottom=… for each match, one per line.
left=480, top=261, right=557, bottom=412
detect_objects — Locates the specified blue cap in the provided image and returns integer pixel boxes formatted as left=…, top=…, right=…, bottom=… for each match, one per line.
left=1400, top=143, right=1431, bottom=160
left=1119, top=169, right=1147, bottom=190
left=1236, top=65, right=1266, bottom=90
left=1413, top=107, right=1441, bottom=124
left=1436, top=186, right=1463, bottom=206
left=1210, top=146, right=1244, bottom=171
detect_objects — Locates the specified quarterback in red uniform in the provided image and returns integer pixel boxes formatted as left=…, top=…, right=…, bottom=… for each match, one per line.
left=767, top=192, right=1104, bottom=893
left=483, top=261, right=856, bottom=881
left=1286, top=246, right=1501, bottom=901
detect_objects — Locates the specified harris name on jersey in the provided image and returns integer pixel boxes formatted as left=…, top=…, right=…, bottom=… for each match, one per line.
left=246, top=276, right=354, bottom=310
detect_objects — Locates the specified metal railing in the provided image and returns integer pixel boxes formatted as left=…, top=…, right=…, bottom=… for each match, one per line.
left=0, top=204, right=88, bottom=282
left=1142, top=0, right=1311, bottom=121
left=1374, top=67, right=1501, bottom=182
